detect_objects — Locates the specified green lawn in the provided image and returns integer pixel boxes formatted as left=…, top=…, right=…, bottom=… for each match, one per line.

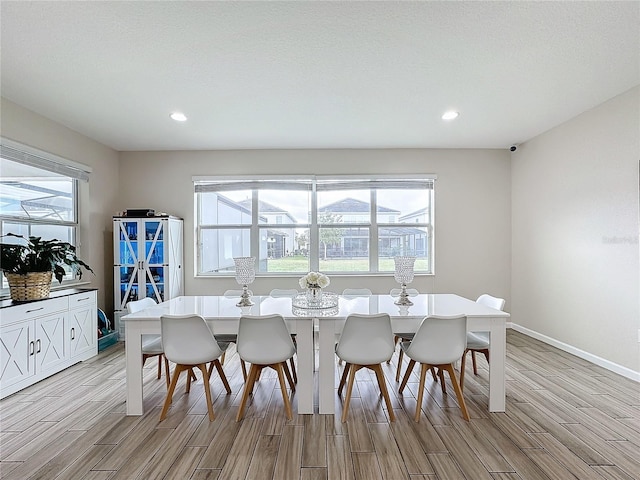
left=266, top=255, right=429, bottom=273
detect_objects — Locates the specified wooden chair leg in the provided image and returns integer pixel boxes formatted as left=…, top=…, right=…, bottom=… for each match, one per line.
left=482, top=349, right=490, bottom=364
left=289, top=357, right=298, bottom=383
left=195, top=363, right=215, bottom=421
left=341, top=364, right=361, bottom=423
left=236, top=364, right=260, bottom=421
left=471, top=351, right=478, bottom=375
left=395, top=348, right=405, bottom=382
left=220, top=350, right=226, bottom=365
left=338, top=362, right=351, bottom=395
left=398, top=359, right=416, bottom=393
left=157, top=355, right=162, bottom=379
left=186, top=366, right=193, bottom=393
left=414, top=363, right=429, bottom=422
left=163, top=355, right=171, bottom=389
left=282, top=360, right=296, bottom=391
left=160, top=364, right=186, bottom=421
left=240, top=361, right=248, bottom=381
left=460, top=350, right=468, bottom=392
left=438, top=368, right=447, bottom=394
left=372, top=364, right=395, bottom=422
left=212, top=359, right=232, bottom=394
left=275, top=362, right=293, bottom=420
left=444, top=364, right=470, bottom=421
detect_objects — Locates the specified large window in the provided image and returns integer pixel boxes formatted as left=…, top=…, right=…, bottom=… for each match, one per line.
left=195, top=175, right=434, bottom=276
left=0, top=139, right=90, bottom=286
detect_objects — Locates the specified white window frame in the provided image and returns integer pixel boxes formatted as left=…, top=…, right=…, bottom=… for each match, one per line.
left=194, top=174, right=435, bottom=276
left=1, top=138, right=91, bottom=291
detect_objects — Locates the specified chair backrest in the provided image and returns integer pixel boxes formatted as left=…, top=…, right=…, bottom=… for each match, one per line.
left=476, top=294, right=506, bottom=311
left=224, top=289, right=243, bottom=297
left=405, top=314, right=467, bottom=364
left=237, top=314, right=296, bottom=364
left=342, top=288, right=372, bottom=297
left=160, top=314, right=224, bottom=364
left=269, top=289, right=298, bottom=297
left=126, top=297, right=157, bottom=314
left=336, top=313, right=394, bottom=364
left=389, top=288, right=419, bottom=297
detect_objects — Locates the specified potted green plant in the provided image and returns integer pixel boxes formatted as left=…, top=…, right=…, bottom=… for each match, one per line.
left=0, top=233, right=94, bottom=302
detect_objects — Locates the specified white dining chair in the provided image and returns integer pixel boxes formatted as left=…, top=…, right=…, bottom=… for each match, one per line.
left=335, top=313, right=396, bottom=423
left=341, top=288, right=372, bottom=298
left=127, top=297, right=171, bottom=388
left=459, top=294, right=506, bottom=391
left=389, top=287, right=419, bottom=298
left=159, top=314, right=232, bottom=422
left=398, top=314, right=470, bottom=422
left=236, top=314, right=297, bottom=421
left=269, top=288, right=298, bottom=297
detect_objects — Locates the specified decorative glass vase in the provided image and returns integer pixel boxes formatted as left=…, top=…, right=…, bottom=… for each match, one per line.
left=393, top=256, right=416, bottom=306
left=306, top=284, right=323, bottom=304
left=234, top=256, right=256, bottom=307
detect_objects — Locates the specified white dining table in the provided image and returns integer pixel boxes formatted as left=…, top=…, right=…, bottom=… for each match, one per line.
left=122, top=293, right=509, bottom=416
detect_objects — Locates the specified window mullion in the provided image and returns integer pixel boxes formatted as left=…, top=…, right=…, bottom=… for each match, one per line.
left=310, top=179, right=319, bottom=272
left=251, top=190, right=259, bottom=264
left=370, top=189, right=378, bottom=272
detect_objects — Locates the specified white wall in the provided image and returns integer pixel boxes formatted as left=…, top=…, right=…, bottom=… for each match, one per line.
left=511, top=86, right=640, bottom=375
left=118, top=149, right=511, bottom=302
left=1, top=98, right=120, bottom=311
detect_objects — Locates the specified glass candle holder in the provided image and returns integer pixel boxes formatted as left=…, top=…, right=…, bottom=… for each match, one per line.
left=393, top=256, right=416, bottom=306
left=234, top=256, right=256, bottom=307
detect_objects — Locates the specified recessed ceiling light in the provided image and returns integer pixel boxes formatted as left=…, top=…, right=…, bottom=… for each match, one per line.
left=441, top=111, right=459, bottom=121
left=170, top=112, right=187, bottom=122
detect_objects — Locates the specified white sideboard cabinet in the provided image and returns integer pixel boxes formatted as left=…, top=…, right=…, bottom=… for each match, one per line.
left=0, top=289, right=97, bottom=399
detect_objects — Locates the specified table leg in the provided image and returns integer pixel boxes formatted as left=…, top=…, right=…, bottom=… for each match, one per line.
left=488, top=317, right=506, bottom=412
left=296, top=319, right=314, bottom=414
left=125, top=324, right=144, bottom=415
left=318, top=318, right=336, bottom=414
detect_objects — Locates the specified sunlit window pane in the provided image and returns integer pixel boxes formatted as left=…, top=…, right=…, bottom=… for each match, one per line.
left=259, top=190, right=309, bottom=224
left=378, top=226, right=430, bottom=272
left=377, top=189, right=430, bottom=224
left=0, top=158, right=75, bottom=222
left=199, top=228, right=250, bottom=273
left=200, top=191, right=252, bottom=225
left=318, top=227, right=369, bottom=272
left=318, top=190, right=370, bottom=224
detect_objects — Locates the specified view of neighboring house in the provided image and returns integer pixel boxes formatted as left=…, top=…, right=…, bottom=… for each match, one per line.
left=202, top=194, right=429, bottom=273
left=237, top=199, right=297, bottom=259
left=200, top=193, right=297, bottom=273
left=318, top=198, right=428, bottom=258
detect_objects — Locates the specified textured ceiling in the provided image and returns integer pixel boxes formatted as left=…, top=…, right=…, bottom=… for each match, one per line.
left=1, top=1, right=638, bottom=151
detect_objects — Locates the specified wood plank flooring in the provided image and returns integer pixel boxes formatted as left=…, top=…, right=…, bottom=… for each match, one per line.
left=1, top=330, right=639, bottom=479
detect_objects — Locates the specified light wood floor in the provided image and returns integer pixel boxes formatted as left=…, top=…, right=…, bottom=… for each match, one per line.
left=1, top=330, right=639, bottom=480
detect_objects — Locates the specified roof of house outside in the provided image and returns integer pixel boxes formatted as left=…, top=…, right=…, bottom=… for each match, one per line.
left=237, top=199, right=297, bottom=223
left=319, top=197, right=398, bottom=214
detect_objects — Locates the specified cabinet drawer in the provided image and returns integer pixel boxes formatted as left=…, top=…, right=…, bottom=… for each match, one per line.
left=69, top=291, right=97, bottom=309
left=1, top=297, right=69, bottom=325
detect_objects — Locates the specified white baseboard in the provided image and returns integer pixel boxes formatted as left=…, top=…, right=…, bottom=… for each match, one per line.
left=509, top=322, right=640, bottom=383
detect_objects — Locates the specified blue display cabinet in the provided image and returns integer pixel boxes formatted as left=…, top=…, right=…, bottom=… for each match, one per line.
left=113, top=216, right=183, bottom=337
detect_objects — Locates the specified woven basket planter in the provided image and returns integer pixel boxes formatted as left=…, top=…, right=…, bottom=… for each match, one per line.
left=5, top=271, right=53, bottom=302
